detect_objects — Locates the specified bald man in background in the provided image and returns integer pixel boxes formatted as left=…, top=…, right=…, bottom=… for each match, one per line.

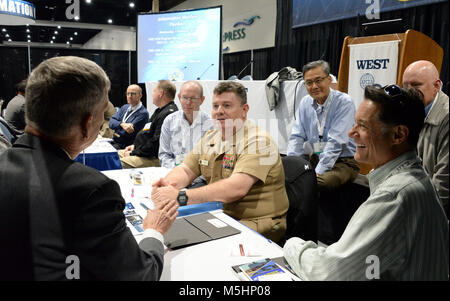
left=110, top=84, right=149, bottom=149
left=403, top=60, right=448, bottom=217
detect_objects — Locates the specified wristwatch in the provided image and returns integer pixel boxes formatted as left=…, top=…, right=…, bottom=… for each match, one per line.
left=177, top=188, right=188, bottom=206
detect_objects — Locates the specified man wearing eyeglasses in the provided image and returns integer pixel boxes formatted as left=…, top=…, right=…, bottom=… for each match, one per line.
left=109, top=84, right=149, bottom=149
left=287, top=60, right=359, bottom=192
left=402, top=60, right=448, bottom=217
left=119, top=80, right=178, bottom=169
left=284, top=85, right=448, bottom=280
left=158, top=81, right=213, bottom=176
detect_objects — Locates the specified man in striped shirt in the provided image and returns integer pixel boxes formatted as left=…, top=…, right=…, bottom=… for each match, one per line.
left=284, top=85, right=449, bottom=280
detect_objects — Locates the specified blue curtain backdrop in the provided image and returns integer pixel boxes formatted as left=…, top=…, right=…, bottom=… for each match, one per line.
left=223, top=0, right=448, bottom=94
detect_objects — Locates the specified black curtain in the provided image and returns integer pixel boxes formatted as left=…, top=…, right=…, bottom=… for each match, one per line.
left=223, top=0, right=449, bottom=94
left=0, top=47, right=134, bottom=109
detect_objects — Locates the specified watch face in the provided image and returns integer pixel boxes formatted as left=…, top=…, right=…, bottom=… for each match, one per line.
left=177, top=191, right=188, bottom=206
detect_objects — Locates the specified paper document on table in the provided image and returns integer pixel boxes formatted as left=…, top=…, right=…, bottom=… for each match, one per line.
left=123, top=199, right=154, bottom=236
left=232, top=257, right=301, bottom=281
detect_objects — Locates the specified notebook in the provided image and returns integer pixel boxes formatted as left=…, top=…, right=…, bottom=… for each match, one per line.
left=163, top=212, right=241, bottom=249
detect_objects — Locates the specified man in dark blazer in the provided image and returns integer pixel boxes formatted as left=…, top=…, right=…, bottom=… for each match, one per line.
left=118, top=80, right=178, bottom=168
left=0, top=56, right=178, bottom=281
left=109, top=84, right=149, bottom=149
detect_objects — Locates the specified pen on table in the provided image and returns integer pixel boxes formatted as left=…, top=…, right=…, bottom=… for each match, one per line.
left=239, top=244, right=245, bottom=256
left=131, top=188, right=134, bottom=198
left=140, top=202, right=150, bottom=210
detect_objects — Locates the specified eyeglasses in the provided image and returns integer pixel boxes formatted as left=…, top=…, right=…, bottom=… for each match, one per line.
left=181, top=96, right=201, bottom=102
left=382, top=84, right=405, bottom=106
left=126, top=92, right=138, bottom=97
left=305, top=76, right=328, bottom=87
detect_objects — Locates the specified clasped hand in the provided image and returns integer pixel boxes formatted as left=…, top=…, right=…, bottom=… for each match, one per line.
left=151, top=178, right=179, bottom=205
left=143, top=199, right=178, bottom=234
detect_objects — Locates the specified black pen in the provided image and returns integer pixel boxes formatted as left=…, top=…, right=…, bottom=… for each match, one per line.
left=140, top=202, right=150, bottom=210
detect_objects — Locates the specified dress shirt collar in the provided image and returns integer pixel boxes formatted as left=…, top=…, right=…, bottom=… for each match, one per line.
left=210, top=119, right=250, bottom=154
left=425, top=92, right=439, bottom=118
left=367, top=151, right=418, bottom=193
left=129, top=102, right=142, bottom=111
left=182, top=110, right=205, bottom=127
left=312, top=88, right=334, bottom=110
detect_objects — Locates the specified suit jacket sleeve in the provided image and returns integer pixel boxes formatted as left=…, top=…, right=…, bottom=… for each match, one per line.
left=131, top=108, right=175, bottom=157
left=75, top=179, right=164, bottom=280
left=109, top=106, right=126, bottom=131
left=131, top=108, right=150, bottom=134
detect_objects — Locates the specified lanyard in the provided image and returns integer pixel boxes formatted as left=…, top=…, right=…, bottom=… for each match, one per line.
left=314, top=90, right=334, bottom=141
left=123, top=103, right=142, bottom=123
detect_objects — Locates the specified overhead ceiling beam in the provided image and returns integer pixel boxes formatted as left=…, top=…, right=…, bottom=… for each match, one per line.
left=34, top=20, right=135, bottom=32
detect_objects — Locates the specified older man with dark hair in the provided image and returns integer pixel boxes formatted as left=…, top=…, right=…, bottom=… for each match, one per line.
left=287, top=60, right=359, bottom=192
left=0, top=56, right=178, bottom=280
left=284, top=85, right=449, bottom=280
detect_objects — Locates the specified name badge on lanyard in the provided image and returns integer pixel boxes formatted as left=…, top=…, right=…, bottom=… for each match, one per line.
left=313, top=91, right=334, bottom=155
left=175, top=153, right=186, bottom=166
left=313, top=141, right=327, bottom=155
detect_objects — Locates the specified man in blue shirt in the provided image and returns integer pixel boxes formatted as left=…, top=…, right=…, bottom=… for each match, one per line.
left=287, top=60, right=359, bottom=191
left=159, top=81, right=213, bottom=169
left=109, top=84, right=149, bottom=149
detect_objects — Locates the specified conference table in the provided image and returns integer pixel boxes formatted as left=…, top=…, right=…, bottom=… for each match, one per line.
left=75, top=136, right=122, bottom=171
left=102, top=167, right=286, bottom=281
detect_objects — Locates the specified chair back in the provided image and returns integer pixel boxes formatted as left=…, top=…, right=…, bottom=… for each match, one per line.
left=281, top=156, right=318, bottom=244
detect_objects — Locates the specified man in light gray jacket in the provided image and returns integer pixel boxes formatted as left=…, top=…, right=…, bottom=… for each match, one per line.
left=403, top=60, right=449, bottom=217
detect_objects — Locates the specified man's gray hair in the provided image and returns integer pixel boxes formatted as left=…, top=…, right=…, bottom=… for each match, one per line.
left=26, top=56, right=110, bottom=137
left=303, top=60, right=330, bottom=76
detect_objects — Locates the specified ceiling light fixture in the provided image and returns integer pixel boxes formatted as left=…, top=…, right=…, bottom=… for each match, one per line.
left=74, top=16, right=80, bottom=21
left=74, top=32, right=78, bottom=35
left=54, top=30, right=58, bottom=34
left=129, top=2, right=135, bottom=8
left=108, top=19, right=113, bottom=24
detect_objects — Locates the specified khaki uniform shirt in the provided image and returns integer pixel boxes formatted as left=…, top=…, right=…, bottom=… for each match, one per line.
left=184, top=119, right=289, bottom=241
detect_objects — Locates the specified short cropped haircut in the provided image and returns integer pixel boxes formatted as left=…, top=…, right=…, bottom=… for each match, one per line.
left=26, top=56, right=110, bottom=137
left=15, top=79, right=27, bottom=94
left=181, top=80, right=204, bottom=98
left=213, top=81, right=247, bottom=105
left=364, top=85, right=425, bottom=146
left=303, top=60, right=330, bottom=76
left=157, top=80, right=176, bottom=100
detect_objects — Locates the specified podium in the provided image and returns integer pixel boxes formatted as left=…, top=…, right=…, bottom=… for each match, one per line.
left=337, top=29, right=443, bottom=92
left=336, top=30, right=443, bottom=174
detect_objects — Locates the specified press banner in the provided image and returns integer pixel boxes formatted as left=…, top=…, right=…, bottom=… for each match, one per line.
left=348, top=40, right=400, bottom=108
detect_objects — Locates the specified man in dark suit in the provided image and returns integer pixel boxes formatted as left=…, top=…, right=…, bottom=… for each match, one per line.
left=109, top=84, right=149, bottom=149
left=0, top=56, right=178, bottom=280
